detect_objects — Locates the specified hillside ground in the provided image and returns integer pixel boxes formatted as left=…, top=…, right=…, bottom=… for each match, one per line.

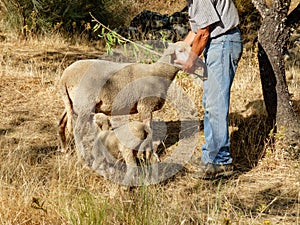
left=0, top=3, right=300, bottom=224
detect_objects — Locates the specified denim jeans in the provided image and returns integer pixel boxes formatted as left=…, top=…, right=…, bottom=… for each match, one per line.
left=201, top=28, right=243, bottom=165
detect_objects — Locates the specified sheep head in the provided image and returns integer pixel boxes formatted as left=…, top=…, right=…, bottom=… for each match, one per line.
left=172, top=41, right=206, bottom=76
left=158, top=41, right=191, bottom=64
left=94, top=113, right=112, bottom=131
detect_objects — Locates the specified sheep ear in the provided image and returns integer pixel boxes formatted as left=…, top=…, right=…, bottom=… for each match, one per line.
left=166, top=42, right=174, bottom=48
left=163, top=43, right=175, bottom=55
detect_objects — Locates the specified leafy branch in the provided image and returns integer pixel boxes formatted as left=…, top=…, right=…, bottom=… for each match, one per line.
left=90, top=12, right=162, bottom=57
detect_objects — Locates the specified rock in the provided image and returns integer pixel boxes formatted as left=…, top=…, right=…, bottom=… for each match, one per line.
left=116, top=7, right=189, bottom=42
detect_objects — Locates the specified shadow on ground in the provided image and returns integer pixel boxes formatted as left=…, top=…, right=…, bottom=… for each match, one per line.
left=230, top=100, right=274, bottom=172
left=153, top=100, right=274, bottom=175
left=152, top=119, right=202, bottom=157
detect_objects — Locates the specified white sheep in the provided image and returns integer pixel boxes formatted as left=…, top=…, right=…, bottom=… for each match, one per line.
left=58, top=41, right=193, bottom=155
left=92, top=113, right=159, bottom=185
left=58, top=60, right=132, bottom=151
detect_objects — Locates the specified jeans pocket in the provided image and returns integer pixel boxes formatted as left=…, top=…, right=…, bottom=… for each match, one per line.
left=230, top=41, right=243, bottom=65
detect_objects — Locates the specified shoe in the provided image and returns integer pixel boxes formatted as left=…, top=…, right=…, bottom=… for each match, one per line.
left=192, top=161, right=234, bottom=179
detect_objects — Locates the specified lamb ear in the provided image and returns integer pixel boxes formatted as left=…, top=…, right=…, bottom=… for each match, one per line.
left=166, top=42, right=174, bottom=48
left=163, top=43, right=176, bottom=55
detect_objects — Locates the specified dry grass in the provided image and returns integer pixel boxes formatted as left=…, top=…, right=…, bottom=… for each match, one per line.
left=0, top=26, right=300, bottom=225
left=117, top=0, right=187, bottom=18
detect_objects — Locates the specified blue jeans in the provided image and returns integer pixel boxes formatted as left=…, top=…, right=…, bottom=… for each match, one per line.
left=201, top=28, right=243, bottom=165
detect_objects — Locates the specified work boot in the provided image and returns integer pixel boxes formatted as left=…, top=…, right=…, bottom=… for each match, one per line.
left=192, top=161, right=234, bottom=179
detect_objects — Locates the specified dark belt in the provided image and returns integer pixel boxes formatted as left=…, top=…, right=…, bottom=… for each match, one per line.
left=226, top=26, right=240, bottom=34
left=211, top=26, right=240, bottom=39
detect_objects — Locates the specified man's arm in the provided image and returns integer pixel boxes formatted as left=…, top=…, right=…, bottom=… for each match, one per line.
left=177, top=26, right=210, bottom=73
left=191, top=26, right=210, bottom=57
left=183, top=31, right=196, bottom=45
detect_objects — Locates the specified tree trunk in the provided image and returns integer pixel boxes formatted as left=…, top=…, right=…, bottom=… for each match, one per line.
left=252, top=0, right=300, bottom=147
left=257, top=42, right=277, bottom=127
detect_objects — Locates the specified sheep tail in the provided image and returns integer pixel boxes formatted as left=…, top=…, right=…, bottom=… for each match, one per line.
left=59, top=110, right=67, bottom=126
left=65, top=84, right=73, bottom=112
left=64, top=84, right=74, bottom=135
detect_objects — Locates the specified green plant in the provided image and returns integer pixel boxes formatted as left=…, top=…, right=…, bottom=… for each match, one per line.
left=94, top=25, right=126, bottom=55
left=91, top=13, right=162, bottom=60
left=62, top=191, right=109, bottom=225
left=0, top=0, right=132, bottom=37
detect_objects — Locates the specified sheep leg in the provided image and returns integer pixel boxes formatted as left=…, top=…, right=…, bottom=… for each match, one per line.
left=58, top=110, right=68, bottom=152
left=121, top=147, right=138, bottom=186
left=145, top=116, right=154, bottom=162
left=143, top=117, right=160, bottom=164
left=123, top=165, right=137, bottom=186
left=137, top=130, right=152, bottom=162
left=137, top=112, right=154, bottom=162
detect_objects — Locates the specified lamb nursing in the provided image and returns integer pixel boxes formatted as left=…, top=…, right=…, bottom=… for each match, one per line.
left=58, top=41, right=194, bottom=155
left=92, top=113, right=159, bottom=185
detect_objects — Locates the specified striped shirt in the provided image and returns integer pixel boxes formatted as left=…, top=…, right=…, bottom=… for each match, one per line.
left=188, top=0, right=239, bottom=38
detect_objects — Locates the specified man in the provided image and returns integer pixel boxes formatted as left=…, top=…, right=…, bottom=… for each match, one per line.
left=175, top=0, right=243, bottom=179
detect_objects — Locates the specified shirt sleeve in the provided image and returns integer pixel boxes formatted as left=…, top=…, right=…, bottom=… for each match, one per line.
left=189, top=0, right=220, bottom=32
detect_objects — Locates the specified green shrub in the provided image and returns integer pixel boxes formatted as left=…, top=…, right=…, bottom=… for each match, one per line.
left=0, top=0, right=138, bottom=37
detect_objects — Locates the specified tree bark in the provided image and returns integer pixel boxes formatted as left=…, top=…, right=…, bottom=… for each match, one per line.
left=257, top=42, right=277, bottom=126
left=252, top=0, right=300, bottom=147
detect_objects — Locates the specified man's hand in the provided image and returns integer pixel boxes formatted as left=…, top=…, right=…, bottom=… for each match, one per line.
left=175, top=51, right=199, bottom=74
left=175, top=27, right=210, bottom=74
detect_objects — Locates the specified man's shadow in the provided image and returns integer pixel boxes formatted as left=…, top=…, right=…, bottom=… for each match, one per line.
left=152, top=99, right=274, bottom=176
left=152, top=119, right=202, bottom=156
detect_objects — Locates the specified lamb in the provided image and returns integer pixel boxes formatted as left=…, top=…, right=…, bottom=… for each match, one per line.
left=58, top=41, right=193, bottom=154
left=92, top=113, right=159, bottom=185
